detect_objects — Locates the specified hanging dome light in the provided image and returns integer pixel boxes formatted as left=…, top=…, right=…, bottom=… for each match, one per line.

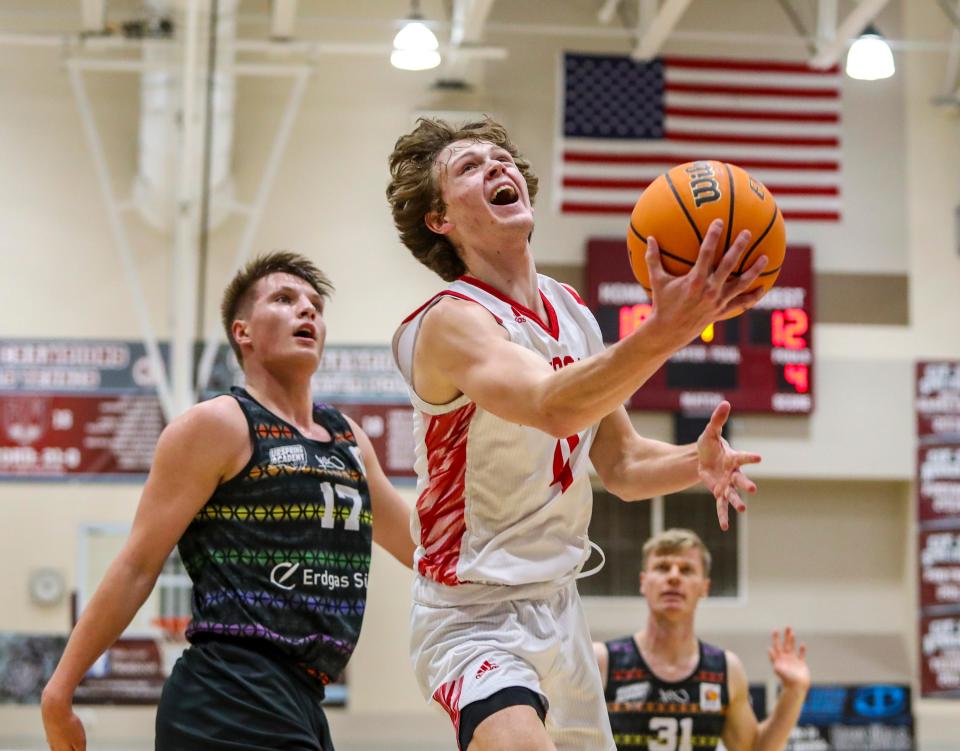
left=391, top=1, right=441, bottom=71
left=845, top=25, right=895, bottom=81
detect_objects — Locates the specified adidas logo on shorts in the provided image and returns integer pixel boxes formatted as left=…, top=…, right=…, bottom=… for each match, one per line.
left=475, top=660, right=500, bottom=680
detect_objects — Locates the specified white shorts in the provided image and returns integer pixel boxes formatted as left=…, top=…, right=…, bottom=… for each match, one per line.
left=410, top=580, right=615, bottom=751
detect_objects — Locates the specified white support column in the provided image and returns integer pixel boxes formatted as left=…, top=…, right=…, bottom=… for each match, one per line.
left=194, top=69, right=311, bottom=398
left=80, top=0, right=105, bottom=33
left=809, top=0, right=892, bottom=69
left=597, top=0, right=624, bottom=25
left=66, top=63, right=175, bottom=421
left=442, top=0, right=496, bottom=87
left=938, top=0, right=960, bottom=96
left=170, top=0, right=206, bottom=417
left=631, top=0, right=692, bottom=61
left=638, top=0, right=659, bottom=35
left=271, top=0, right=298, bottom=40
left=815, top=0, right=838, bottom=56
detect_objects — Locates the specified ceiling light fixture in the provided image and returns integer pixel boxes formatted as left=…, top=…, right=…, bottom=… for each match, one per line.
left=845, top=24, right=895, bottom=81
left=391, top=0, right=441, bottom=71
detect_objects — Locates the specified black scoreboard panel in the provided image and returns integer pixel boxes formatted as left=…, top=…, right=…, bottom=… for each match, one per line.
left=586, top=240, right=814, bottom=414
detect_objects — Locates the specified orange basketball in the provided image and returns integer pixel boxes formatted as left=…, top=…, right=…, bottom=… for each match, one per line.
left=626, top=160, right=786, bottom=319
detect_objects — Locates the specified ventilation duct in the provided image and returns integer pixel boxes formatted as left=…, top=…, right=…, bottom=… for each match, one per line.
left=132, top=0, right=237, bottom=233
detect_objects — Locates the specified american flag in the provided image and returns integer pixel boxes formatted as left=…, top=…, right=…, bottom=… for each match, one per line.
left=558, top=53, right=842, bottom=222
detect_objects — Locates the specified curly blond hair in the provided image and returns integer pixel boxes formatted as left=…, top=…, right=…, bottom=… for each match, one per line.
left=386, top=117, right=539, bottom=281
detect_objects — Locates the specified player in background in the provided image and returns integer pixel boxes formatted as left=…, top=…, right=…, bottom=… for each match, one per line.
left=595, top=528, right=810, bottom=751
left=42, top=252, right=415, bottom=751
left=386, top=117, right=768, bottom=751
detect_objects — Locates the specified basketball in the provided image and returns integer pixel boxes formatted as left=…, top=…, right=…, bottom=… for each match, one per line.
left=626, top=160, right=786, bottom=319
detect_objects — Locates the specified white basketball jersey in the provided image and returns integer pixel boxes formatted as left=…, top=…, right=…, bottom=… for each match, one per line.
left=393, top=274, right=606, bottom=605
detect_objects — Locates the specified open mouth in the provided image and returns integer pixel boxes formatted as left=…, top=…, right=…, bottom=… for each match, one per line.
left=489, top=184, right=519, bottom=206
left=294, top=326, right=316, bottom=341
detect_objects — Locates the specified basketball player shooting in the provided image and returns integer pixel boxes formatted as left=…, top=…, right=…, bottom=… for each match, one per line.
left=386, top=117, right=768, bottom=751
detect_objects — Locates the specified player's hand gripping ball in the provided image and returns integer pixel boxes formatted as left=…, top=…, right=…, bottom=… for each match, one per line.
left=627, top=160, right=786, bottom=320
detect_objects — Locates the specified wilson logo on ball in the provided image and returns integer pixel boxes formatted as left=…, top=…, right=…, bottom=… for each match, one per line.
left=685, top=161, right=722, bottom=208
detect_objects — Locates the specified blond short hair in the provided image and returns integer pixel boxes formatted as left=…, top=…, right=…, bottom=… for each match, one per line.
left=641, top=528, right=712, bottom=577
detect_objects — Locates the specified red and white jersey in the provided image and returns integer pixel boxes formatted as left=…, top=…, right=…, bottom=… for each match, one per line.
left=393, top=274, right=606, bottom=606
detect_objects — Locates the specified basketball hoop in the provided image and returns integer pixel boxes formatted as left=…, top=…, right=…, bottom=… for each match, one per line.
left=152, top=615, right=190, bottom=642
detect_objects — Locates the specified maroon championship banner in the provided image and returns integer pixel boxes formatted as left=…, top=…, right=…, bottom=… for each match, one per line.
left=0, top=394, right=163, bottom=478
left=918, top=529, right=960, bottom=608
left=917, top=445, right=960, bottom=523
left=0, top=340, right=416, bottom=481
left=330, top=402, right=416, bottom=480
left=917, top=361, right=960, bottom=441
left=916, top=361, right=960, bottom=698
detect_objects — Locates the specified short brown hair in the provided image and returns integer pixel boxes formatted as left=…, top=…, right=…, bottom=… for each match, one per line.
left=642, top=528, right=712, bottom=577
left=386, top=116, right=539, bottom=281
left=220, top=251, right=333, bottom=365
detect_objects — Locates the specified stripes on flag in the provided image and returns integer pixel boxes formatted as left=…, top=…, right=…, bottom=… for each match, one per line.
left=558, top=53, right=842, bottom=222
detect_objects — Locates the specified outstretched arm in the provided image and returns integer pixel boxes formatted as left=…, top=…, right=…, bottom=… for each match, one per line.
left=41, top=398, right=246, bottom=751
left=414, top=221, right=767, bottom=439
left=590, top=401, right=760, bottom=530
left=721, top=630, right=810, bottom=751
left=345, top=416, right=415, bottom=569
left=755, top=628, right=810, bottom=751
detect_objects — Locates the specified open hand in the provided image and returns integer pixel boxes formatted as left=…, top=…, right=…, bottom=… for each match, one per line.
left=646, top=219, right=768, bottom=345
left=696, top=401, right=761, bottom=530
left=769, top=627, right=811, bottom=691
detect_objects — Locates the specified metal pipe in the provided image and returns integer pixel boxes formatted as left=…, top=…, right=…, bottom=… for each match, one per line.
left=67, top=62, right=175, bottom=421
left=193, top=69, right=311, bottom=399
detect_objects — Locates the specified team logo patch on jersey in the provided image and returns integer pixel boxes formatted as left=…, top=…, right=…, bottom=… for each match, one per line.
left=268, top=444, right=307, bottom=468
left=700, top=682, right=722, bottom=712
left=315, top=454, right=346, bottom=471
left=615, top=681, right=650, bottom=703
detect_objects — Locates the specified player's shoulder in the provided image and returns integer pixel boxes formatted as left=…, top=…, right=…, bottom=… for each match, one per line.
left=420, top=293, right=507, bottom=342
left=164, top=394, right=247, bottom=444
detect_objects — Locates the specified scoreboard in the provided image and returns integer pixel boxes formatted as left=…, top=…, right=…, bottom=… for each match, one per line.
left=585, top=240, right=814, bottom=415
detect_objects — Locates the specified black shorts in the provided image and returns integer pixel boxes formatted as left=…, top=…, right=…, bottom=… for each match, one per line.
left=155, top=638, right=334, bottom=751
left=459, top=686, right=546, bottom=750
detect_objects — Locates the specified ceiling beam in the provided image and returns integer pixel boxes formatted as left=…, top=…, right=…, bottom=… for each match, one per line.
left=809, top=0, right=892, bottom=69
left=631, top=0, right=693, bottom=61
left=271, top=0, right=298, bottom=40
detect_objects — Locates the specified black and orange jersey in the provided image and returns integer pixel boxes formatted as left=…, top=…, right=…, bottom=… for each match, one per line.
left=605, top=637, right=729, bottom=750
left=178, top=387, right=372, bottom=689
